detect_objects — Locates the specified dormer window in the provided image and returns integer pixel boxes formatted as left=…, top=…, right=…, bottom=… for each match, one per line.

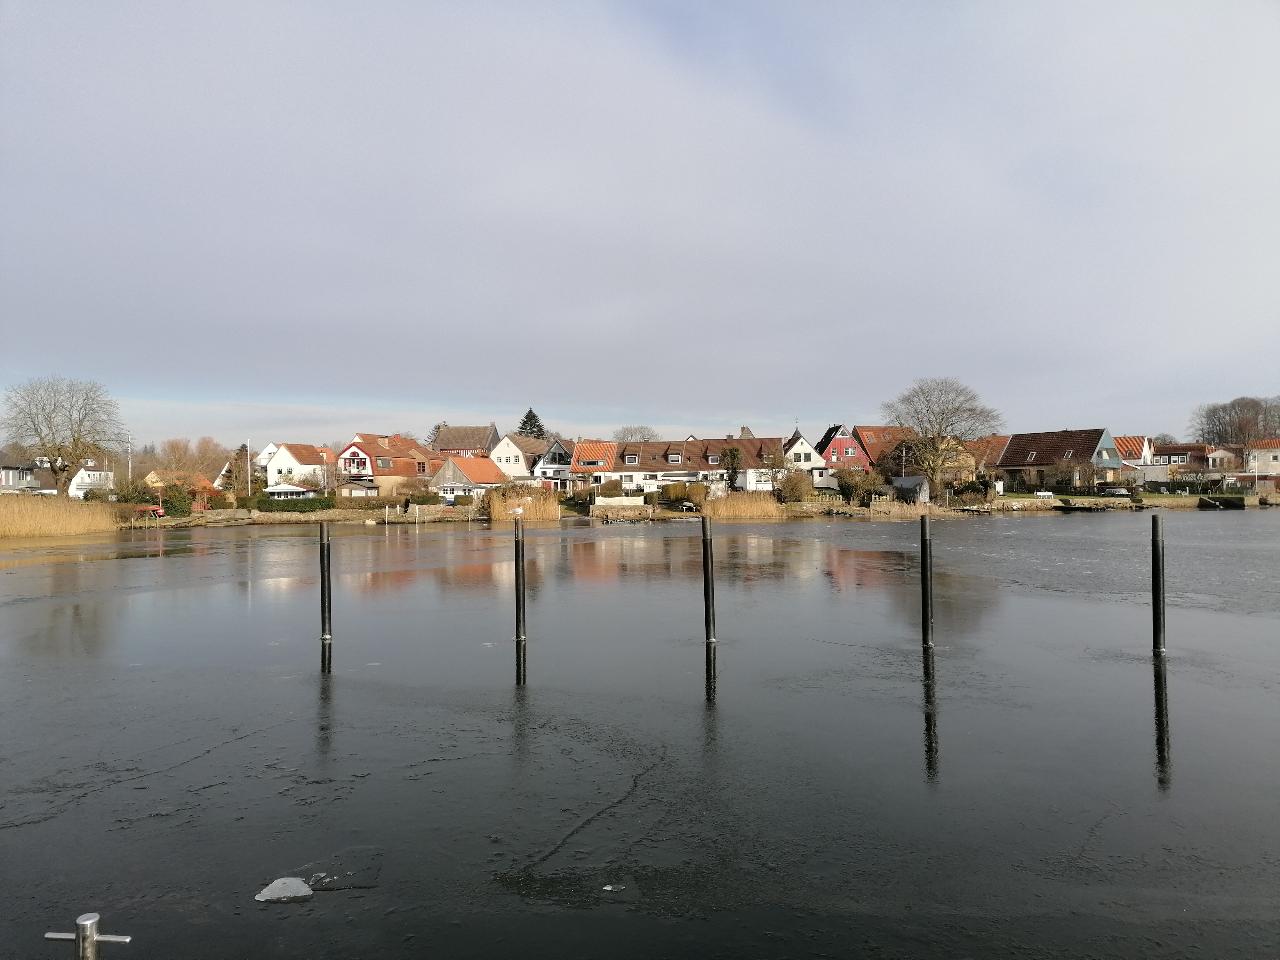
left=625, top=455, right=638, bottom=465
left=668, top=454, right=681, bottom=464
left=708, top=455, right=719, bottom=465
left=1026, top=452, right=1037, bottom=463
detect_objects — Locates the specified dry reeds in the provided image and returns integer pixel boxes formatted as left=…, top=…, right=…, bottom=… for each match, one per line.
left=483, top=484, right=562, bottom=521
left=702, top=492, right=785, bottom=520
left=0, top=495, right=120, bottom=538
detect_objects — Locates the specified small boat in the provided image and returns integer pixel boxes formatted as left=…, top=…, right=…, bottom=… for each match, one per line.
left=1198, top=496, right=1244, bottom=510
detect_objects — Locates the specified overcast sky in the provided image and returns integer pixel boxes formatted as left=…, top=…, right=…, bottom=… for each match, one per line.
left=2, top=1, right=1278, bottom=447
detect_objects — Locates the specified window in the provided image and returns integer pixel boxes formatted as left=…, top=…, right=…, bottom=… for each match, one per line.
left=1026, top=452, right=1037, bottom=463
left=793, top=453, right=802, bottom=462
left=644, top=473, right=658, bottom=480
left=582, top=459, right=604, bottom=467
left=864, top=431, right=875, bottom=441
left=625, top=455, right=638, bottom=465
left=1155, top=456, right=1168, bottom=464
left=668, top=454, right=681, bottom=464
left=845, top=447, right=855, bottom=457
left=377, top=458, right=391, bottom=469
left=1272, top=455, right=1279, bottom=463
left=621, top=475, right=633, bottom=483
left=591, top=475, right=602, bottom=485
left=803, top=452, right=812, bottom=462
left=1171, top=455, right=1188, bottom=464
left=1062, top=450, right=1073, bottom=460
left=417, top=462, right=427, bottom=474
left=708, top=455, right=719, bottom=465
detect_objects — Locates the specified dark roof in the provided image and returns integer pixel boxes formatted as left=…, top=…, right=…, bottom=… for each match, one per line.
left=612, top=437, right=786, bottom=473
left=507, top=434, right=550, bottom=458
left=432, top=424, right=498, bottom=452
left=814, top=424, right=849, bottom=457
left=997, top=430, right=1105, bottom=468
left=853, top=426, right=917, bottom=466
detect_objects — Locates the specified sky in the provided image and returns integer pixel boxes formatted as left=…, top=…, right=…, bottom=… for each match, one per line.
left=2, top=1, right=1278, bottom=447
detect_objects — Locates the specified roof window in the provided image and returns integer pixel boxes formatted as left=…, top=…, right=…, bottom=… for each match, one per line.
left=1026, top=452, right=1037, bottom=463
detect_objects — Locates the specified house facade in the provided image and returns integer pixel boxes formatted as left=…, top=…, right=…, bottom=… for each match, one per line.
left=814, top=425, right=872, bottom=474
left=1113, top=436, right=1153, bottom=467
left=597, top=436, right=792, bottom=494
left=338, top=434, right=435, bottom=497
left=68, top=467, right=114, bottom=499
left=852, top=426, right=917, bottom=473
left=264, top=444, right=334, bottom=488
left=1243, top=439, right=1280, bottom=477
left=490, top=434, right=550, bottom=480
left=0, top=464, right=37, bottom=493
left=996, top=429, right=1123, bottom=489
left=783, top=429, right=831, bottom=488
left=533, top=439, right=575, bottom=490
left=429, top=455, right=507, bottom=502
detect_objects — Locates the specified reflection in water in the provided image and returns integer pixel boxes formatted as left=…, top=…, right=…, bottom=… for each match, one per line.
left=921, top=644, right=939, bottom=782
left=1153, top=656, right=1171, bottom=790
left=511, top=686, right=531, bottom=764
left=317, top=675, right=334, bottom=765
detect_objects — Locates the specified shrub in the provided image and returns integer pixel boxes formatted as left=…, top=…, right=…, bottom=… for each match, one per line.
left=777, top=471, right=813, bottom=503
left=410, top=493, right=442, bottom=505
left=833, top=468, right=881, bottom=506
left=160, top=485, right=193, bottom=517
left=643, top=491, right=660, bottom=506
left=660, top=482, right=688, bottom=502
left=209, top=493, right=234, bottom=510
left=598, top=479, right=624, bottom=497
left=685, top=482, right=708, bottom=506
left=112, top=480, right=157, bottom=505
left=453, top=495, right=474, bottom=506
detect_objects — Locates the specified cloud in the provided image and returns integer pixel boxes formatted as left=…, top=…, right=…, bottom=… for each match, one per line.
left=2, top=1, right=1278, bottom=442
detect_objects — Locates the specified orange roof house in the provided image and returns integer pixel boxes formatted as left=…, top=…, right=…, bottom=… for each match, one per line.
left=852, top=426, right=917, bottom=468
left=430, top=455, right=507, bottom=499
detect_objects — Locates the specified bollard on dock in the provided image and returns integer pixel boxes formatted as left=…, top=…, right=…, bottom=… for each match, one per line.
left=1152, top=514, right=1165, bottom=656
left=45, top=912, right=131, bottom=960
left=514, top=517, right=527, bottom=685
left=320, top=521, right=333, bottom=674
left=920, top=515, right=934, bottom=648
left=701, top=515, right=717, bottom=702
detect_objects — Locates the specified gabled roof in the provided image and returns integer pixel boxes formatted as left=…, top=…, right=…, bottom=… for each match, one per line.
left=853, top=426, right=917, bottom=466
left=1112, top=436, right=1147, bottom=461
left=814, top=424, right=851, bottom=457
left=571, top=440, right=618, bottom=473
left=507, top=434, right=551, bottom=458
left=277, top=443, right=333, bottom=466
left=432, top=424, right=499, bottom=452
left=1248, top=438, right=1280, bottom=449
left=450, top=456, right=506, bottom=485
left=997, top=430, right=1106, bottom=468
left=965, top=434, right=1010, bottom=466
left=783, top=428, right=807, bottom=453
left=351, top=433, right=430, bottom=458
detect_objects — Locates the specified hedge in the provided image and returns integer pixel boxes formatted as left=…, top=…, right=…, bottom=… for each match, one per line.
left=255, top=496, right=336, bottom=512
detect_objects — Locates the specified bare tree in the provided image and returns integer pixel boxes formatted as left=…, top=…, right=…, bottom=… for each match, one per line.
left=2, top=376, right=125, bottom=496
left=758, top=448, right=792, bottom=491
left=1151, top=433, right=1179, bottom=446
left=1189, top=396, right=1280, bottom=447
left=881, top=378, right=1003, bottom=491
left=612, top=425, right=661, bottom=442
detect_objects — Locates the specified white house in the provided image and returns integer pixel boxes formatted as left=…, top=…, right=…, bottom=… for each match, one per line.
left=68, top=466, right=114, bottom=499
left=255, top=443, right=279, bottom=468
left=1243, top=440, right=1280, bottom=477
left=490, top=434, right=550, bottom=481
left=533, top=438, right=575, bottom=490
left=263, top=443, right=334, bottom=487
left=783, top=429, right=832, bottom=489
left=264, top=482, right=318, bottom=500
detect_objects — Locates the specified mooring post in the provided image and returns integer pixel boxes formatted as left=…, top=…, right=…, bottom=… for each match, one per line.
left=514, top=517, right=527, bottom=685
left=45, top=912, right=131, bottom=959
left=1153, top=654, right=1171, bottom=789
left=1152, top=514, right=1165, bottom=655
left=920, top=515, right=934, bottom=648
left=320, top=521, right=333, bottom=674
left=922, top=643, right=938, bottom=782
left=701, top=515, right=717, bottom=701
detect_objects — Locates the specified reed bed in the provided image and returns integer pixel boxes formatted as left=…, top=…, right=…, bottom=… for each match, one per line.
left=702, top=492, right=786, bottom=520
left=0, top=495, right=120, bottom=538
left=483, top=485, right=562, bottom=521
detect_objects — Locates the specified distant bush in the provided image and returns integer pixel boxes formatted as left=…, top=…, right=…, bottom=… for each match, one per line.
left=409, top=493, right=442, bottom=505
left=598, top=479, right=624, bottom=497
left=643, top=491, right=660, bottom=506
left=255, top=496, right=336, bottom=512
left=161, top=485, right=193, bottom=517
left=777, top=471, right=813, bottom=503
left=685, top=482, right=708, bottom=506
left=660, top=482, right=688, bottom=502
left=453, top=495, right=474, bottom=506
left=209, top=492, right=234, bottom=510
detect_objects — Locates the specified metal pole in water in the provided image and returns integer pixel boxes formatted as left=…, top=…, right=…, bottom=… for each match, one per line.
left=1153, top=654, right=1171, bottom=789
left=1152, top=514, right=1165, bottom=655
left=922, top=643, right=938, bottom=781
left=320, top=521, right=333, bottom=674
left=701, top=515, right=717, bottom=702
left=920, top=515, right=934, bottom=648
left=45, top=912, right=132, bottom=960
left=515, top=517, right=527, bottom=685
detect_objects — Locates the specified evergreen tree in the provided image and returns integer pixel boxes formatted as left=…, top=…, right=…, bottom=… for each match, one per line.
left=516, top=408, right=547, bottom=440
